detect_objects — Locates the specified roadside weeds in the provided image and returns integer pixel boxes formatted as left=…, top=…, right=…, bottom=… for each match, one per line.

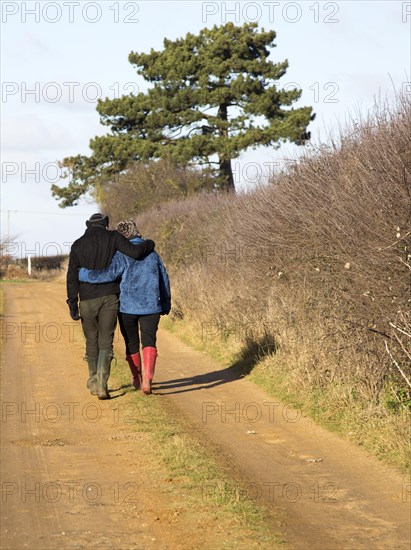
left=161, top=317, right=411, bottom=475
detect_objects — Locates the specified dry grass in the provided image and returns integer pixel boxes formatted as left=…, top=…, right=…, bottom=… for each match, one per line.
left=102, top=96, right=411, bottom=470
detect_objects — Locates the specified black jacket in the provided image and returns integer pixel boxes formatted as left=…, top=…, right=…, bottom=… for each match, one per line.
left=67, top=225, right=155, bottom=302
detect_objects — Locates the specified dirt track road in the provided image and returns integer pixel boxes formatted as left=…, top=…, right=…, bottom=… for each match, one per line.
left=1, top=282, right=410, bottom=549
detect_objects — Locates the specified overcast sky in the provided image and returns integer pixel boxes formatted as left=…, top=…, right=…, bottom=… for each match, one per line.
left=1, top=0, right=410, bottom=258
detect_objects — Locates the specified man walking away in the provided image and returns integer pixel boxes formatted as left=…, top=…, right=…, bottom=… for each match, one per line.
left=66, top=213, right=155, bottom=399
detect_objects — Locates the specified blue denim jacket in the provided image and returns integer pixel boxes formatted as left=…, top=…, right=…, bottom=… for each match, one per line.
left=79, top=237, right=171, bottom=315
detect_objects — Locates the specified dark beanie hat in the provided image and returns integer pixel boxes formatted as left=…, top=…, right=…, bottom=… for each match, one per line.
left=86, top=213, right=109, bottom=228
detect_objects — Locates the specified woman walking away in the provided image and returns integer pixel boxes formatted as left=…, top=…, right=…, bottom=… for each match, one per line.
left=78, top=221, right=171, bottom=395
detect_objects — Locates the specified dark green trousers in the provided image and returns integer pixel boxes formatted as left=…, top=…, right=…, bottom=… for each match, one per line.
left=80, top=294, right=119, bottom=357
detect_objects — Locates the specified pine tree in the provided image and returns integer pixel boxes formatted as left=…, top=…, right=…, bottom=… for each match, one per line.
left=52, top=23, right=314, bottom=207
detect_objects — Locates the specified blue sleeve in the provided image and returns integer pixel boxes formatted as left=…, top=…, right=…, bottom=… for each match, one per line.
left=78, top=253, right=125, bottom=284
left=158, top=256, right=171, bottom=311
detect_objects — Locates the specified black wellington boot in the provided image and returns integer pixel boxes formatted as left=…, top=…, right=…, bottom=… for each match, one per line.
left=96, top=350, right=113, bottom=400
left=85, top=356, right=98, bottom=395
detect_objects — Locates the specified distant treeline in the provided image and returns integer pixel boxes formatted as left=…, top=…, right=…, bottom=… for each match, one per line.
left=18, top=255, right=68, bottom=271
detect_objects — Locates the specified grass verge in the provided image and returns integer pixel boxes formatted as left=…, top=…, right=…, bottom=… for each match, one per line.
left=162, top=318, right=411, bottom=474
left=110, top=349, right=284, bottom=549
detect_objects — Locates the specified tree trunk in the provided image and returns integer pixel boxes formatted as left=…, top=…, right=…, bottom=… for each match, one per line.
left=218, top=103, right=235, bottom=192
left=219, top=158, right=235, bottom=192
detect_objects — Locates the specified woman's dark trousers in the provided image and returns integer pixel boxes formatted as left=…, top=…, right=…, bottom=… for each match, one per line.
left=118, top=312, right=160, bottom=354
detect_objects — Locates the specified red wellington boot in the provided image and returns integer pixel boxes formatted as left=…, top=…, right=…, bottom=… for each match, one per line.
left=141, top=346, right=157, bottom=395
left=126, top=352, right=142, bottom=390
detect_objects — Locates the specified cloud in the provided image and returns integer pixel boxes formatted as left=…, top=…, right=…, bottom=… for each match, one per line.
left=2, top=31, right=54, bottom=66
left=24, top=32, right=53, bottom=54
left=2, top=114, right=77, bottom=152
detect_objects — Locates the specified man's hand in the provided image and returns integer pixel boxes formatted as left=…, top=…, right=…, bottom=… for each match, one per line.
left=66, top=298, right=80, bottom=321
